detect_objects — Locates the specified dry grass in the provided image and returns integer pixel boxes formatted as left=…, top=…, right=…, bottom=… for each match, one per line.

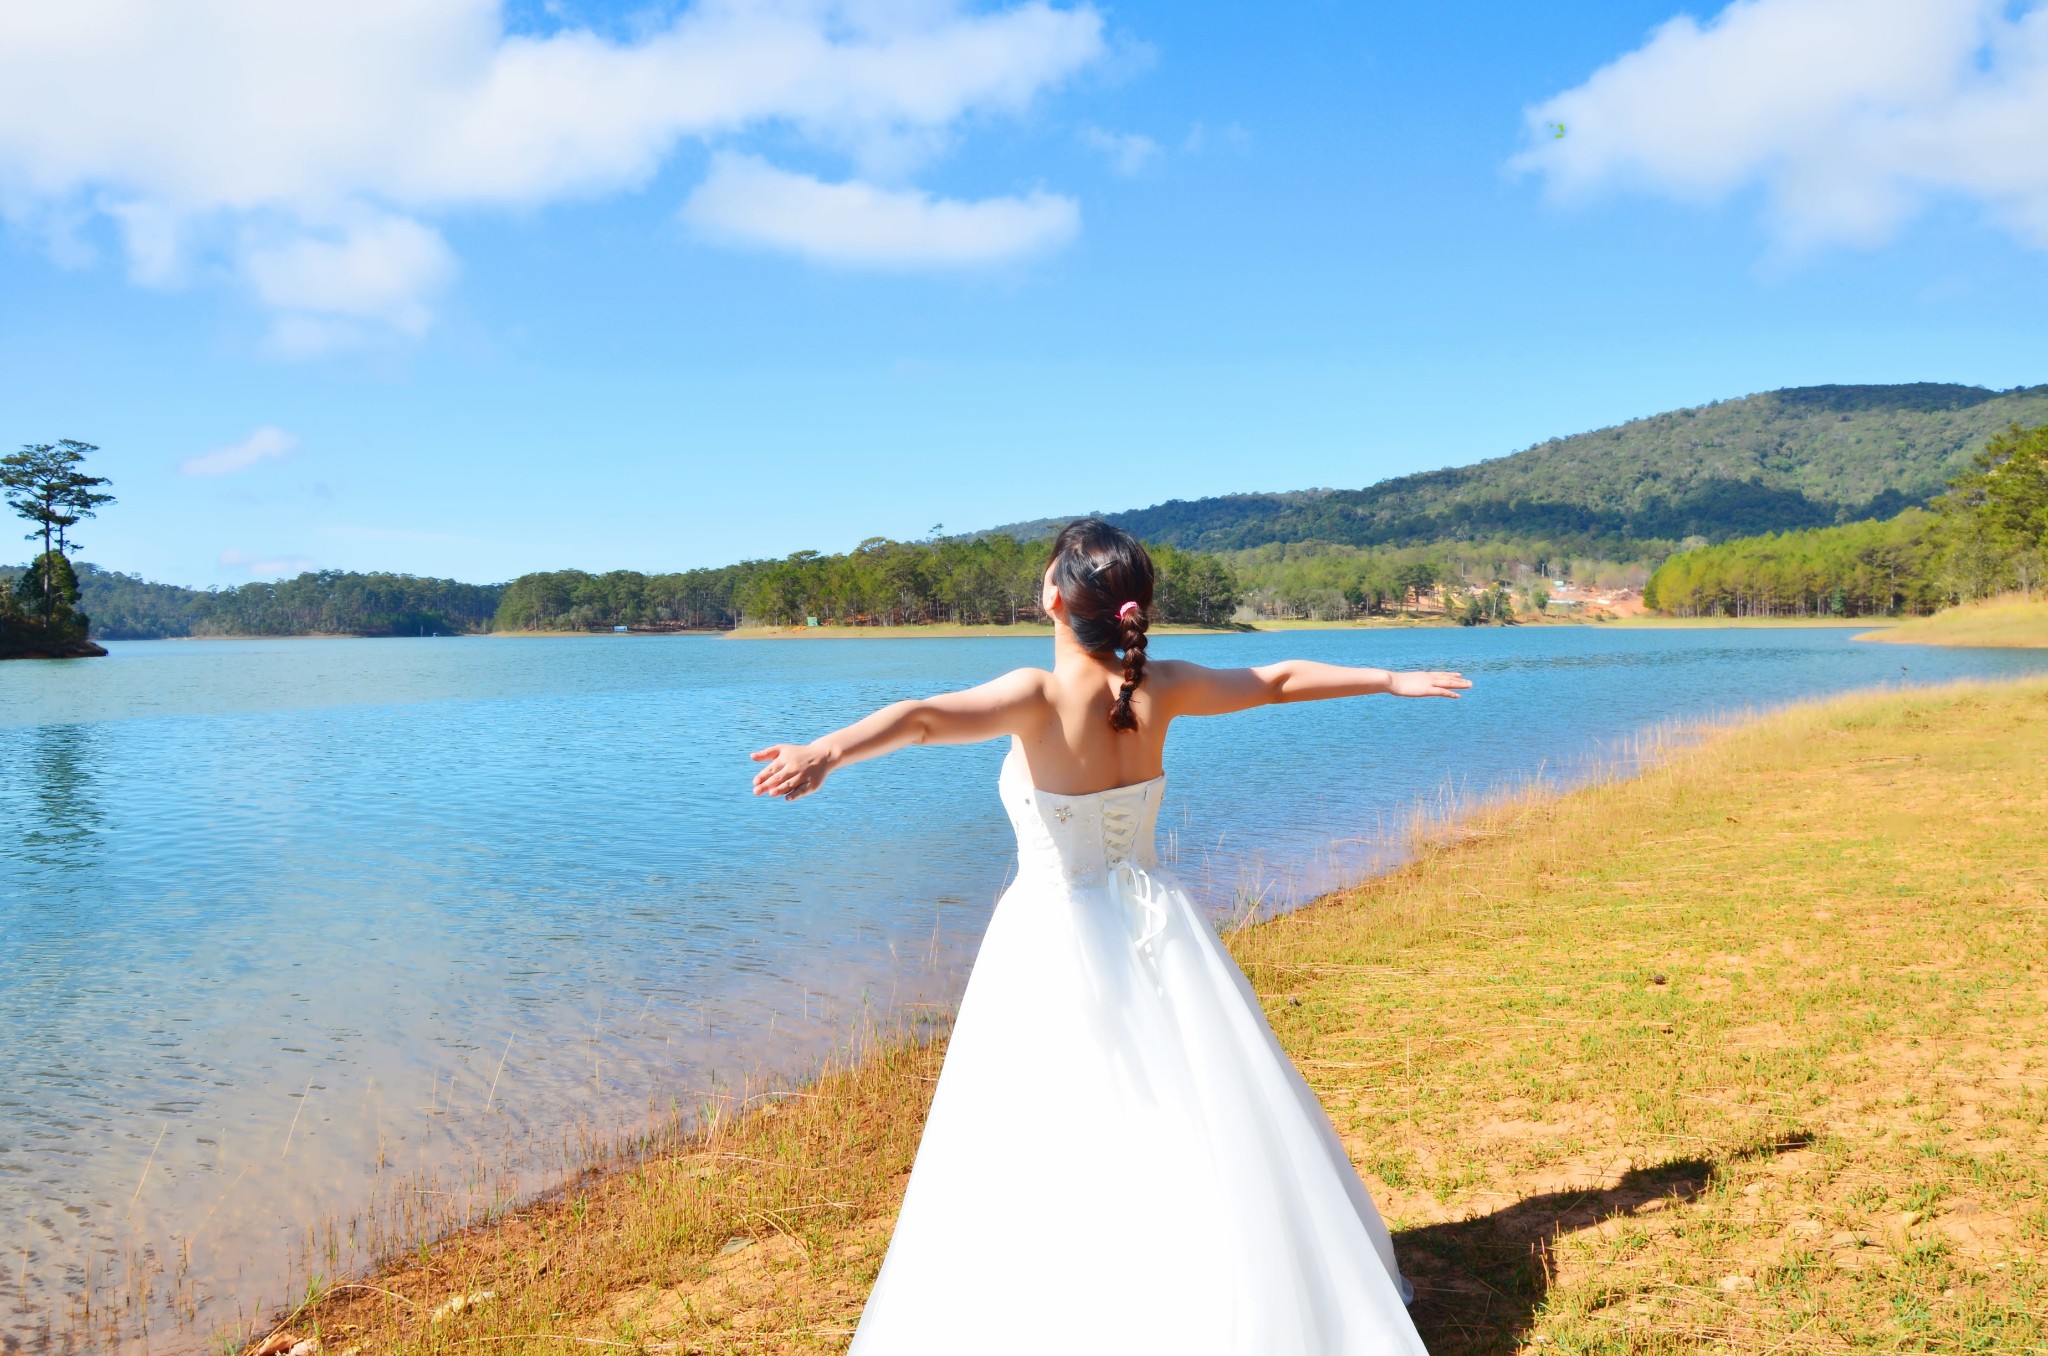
left=1237, top=675, right=2048, bottom=1352
left=279, top=676, right=2048, bottom=1355
left=1860, top=593, right=2048, bottom=649
left=278, top=1034, right=946, bottom=1356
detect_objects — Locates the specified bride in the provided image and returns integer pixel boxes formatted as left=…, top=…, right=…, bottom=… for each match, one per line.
left=750, top=519, right=1468, bottom=1354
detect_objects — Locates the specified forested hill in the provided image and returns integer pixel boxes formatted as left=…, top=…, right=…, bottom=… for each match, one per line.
left=0, top=563, right=504, bottom=639
left=992, top=383, right=2048, bottom=557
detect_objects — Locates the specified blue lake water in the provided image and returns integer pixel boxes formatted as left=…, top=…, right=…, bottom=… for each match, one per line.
left=3, top=626, right=2045, bottom=1350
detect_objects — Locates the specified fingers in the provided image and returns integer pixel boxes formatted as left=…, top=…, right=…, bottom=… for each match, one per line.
left=751, top=758, right=813, bottom=800
left=1398, top=671, right=1470, bottom=698
left=750, top=746, right=779, bottom=762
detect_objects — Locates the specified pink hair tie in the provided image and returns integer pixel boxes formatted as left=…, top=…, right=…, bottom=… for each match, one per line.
left=1117, top=601, right=1141, bottom=621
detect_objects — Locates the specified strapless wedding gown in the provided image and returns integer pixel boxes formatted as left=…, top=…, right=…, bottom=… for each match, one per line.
left=849, top=740, right=1426, bottom=1354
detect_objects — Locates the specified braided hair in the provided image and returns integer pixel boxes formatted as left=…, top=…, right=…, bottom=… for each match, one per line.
left=1046, top=519, right=1154, bottom=731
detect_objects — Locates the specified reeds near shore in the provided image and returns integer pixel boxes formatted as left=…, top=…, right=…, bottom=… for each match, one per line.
left=258, top=676, right=2048, bottom=1354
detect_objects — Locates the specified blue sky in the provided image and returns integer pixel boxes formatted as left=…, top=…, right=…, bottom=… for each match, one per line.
left=2, top=1, right=2045, bottom=586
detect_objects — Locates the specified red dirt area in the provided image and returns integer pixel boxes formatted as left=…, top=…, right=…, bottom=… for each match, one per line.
left=1548, top=586, right=1646, bottom=619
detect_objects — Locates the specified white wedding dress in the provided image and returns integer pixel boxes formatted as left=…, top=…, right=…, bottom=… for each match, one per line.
left=849, top=739, right=1426, bottom=1354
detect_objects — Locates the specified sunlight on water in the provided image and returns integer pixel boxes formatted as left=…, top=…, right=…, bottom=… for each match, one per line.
left=3, top=629, right=2043, bottom=1350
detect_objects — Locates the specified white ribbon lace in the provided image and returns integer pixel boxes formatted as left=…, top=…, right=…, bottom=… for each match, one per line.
left=1112, top=858, right=1169, bottom=951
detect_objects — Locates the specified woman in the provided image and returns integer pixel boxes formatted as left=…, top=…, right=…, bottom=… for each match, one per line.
left=751, top=519, right=1468, bottom=1354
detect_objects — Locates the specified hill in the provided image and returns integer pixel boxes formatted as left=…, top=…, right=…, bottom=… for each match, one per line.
left=986, top=383, right=2048, bottom=557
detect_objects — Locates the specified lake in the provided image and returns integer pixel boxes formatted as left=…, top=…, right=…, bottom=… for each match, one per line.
left=4, top=626, right=2044, bottom=1350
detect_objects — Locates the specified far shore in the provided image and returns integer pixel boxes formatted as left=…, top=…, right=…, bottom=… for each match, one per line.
left=90, top=614, right=1960, bottom=646
left=720, top=614, right=1899, bottom=639
left=721, top=621, right=1249, bottom=640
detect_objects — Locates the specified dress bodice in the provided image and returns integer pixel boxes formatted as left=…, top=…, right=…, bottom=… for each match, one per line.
left=999, top=738, right=1164, bottom=887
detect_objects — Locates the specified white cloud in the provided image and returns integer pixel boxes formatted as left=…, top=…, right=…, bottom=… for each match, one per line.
left=0, top=1, right=1107, bottom=347
left=181, top=426, right=301, bottom=476
left=1513, top=0, right=2048, bottom=251
left=1080, top=126, right=1158, bottom=176
left=242, top=215, right=456, bottom=346
left=682, top=153, right=1079, bottom=265
left=219, top=549, right=317, bottom=577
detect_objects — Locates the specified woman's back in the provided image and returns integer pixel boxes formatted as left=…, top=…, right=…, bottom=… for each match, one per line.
left=1008, top=656, right=1170, bottom=795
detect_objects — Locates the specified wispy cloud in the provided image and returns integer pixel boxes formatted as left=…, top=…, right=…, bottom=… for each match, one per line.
left=219, top=549, right=315, bottom=577
left=1182, top=120, right=1250, bottom=154
left=1513, top=0, right=2048, bottom=252
left=682, top=154, right=1080, bottom=267
left=316, top=524, right=477, bottom=545
left=181, top=426, right=299, bottom=476
left=0, top=1, right=1109, bottom=349
left=1080, top=126, right=1159, bottom=176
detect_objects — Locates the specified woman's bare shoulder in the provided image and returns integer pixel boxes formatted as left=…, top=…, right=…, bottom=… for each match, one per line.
left=1145, top=657, right=1218, bottom=686
left=1140, top=658, right=1215, bottom=704
left=977, top=666, right=1056, bottom=704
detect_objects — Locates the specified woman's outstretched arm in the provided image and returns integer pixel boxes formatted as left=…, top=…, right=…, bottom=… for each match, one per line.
left=750, top=667, right=1048, bottom=800
left=1154, top=658, right=1470, bottom=719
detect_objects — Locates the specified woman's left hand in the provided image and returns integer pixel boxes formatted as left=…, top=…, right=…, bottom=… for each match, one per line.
left=750, top=743, right=832, bottom=800
left=1386, top=670, right=1472, bottom=698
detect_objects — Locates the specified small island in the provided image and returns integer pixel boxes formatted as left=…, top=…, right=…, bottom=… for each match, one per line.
left=1, top=440, right=113, bottom=660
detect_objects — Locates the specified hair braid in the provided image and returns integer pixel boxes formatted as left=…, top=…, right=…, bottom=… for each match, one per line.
left=1108, top=607, right=1148, bottom=731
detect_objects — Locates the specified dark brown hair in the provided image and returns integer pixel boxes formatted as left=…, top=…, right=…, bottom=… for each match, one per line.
left=1047, top=518, right=1154, bottom=731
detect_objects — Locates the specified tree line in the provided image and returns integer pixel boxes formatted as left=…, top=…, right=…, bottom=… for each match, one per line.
left=52, top=526, right=1631, bottom=639
left=39, top=566, right=506, bottom=639
left=40, top=531, right=1244, bottom=639
left=1645, top=422, right=2048, bottom=617
left=494, top=535, right=1244, bottom=631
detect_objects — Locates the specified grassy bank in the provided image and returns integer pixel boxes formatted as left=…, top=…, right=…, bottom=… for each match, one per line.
left=282, top=677, right=2048, bottom=1355
left=1859, top=593, right=2048, bottom=649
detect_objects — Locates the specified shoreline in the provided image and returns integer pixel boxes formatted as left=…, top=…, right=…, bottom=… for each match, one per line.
left=88, top=615, right=1918, bottom=647
left=1604, top=615, right=1890, bottom=630
left=718, top=615, right=1897, bottom=639
left=1855, top=592, right=2048, bottom=649
left=270, top=672, right=2048, bottom=1356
